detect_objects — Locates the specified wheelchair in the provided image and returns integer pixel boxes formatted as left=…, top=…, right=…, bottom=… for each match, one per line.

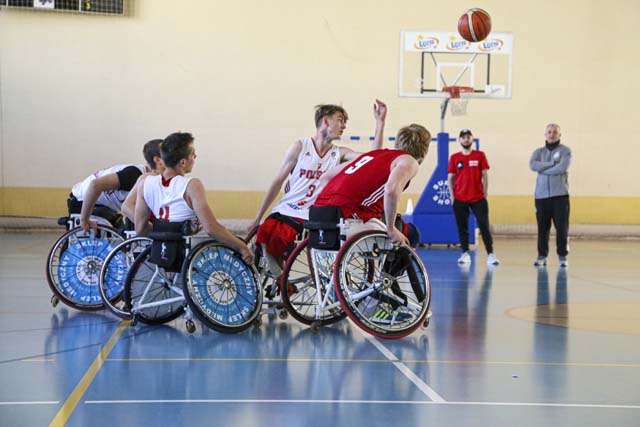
left=46, top=212, right=125, bottom=310
left=98, top=232, right=152, bottom=319
left=280, top=206, right=432, bottom=339
left=123, top=220, right=263, bottom=334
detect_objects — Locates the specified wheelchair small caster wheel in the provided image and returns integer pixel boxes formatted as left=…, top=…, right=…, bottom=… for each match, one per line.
left=423, top=318, right=430, bottom=328
left=253, top=317, right=263, bottom=328
left=130, top=316, right=138, bottom=327
left=50, top=295, right=59, bottom=308
left=278, top=310, right=288, bottom=320
left=311, top=321, right=322, bottom=332
left=186, top=320, right=196, bottom=333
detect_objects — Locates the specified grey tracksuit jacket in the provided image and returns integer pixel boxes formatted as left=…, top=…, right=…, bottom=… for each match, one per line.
left=529, top=143, right=571, bottom=199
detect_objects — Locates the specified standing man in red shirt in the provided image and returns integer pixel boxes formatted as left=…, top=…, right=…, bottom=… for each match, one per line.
left=447, top=129, right=499, bottom=266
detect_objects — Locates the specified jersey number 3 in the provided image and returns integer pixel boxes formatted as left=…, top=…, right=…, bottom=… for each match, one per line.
left=345, top=156, right=373, bottom=175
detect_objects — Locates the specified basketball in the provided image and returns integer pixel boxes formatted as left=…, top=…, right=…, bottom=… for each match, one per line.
left=457, top=8, right=492, bottom=42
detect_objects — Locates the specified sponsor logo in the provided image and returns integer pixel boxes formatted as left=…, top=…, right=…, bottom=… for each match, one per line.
left=478, top=39, right=504, bottom=52
left=432, top=179, right=452, bottom=205
left=286, top=203, right=304, bottom=211
left=456, top=161, right=464, bottom=170
left=413, top=36, right=439, bottom=50
left=446, top=36, right=469, bottom=51
left=469, top=160, right=479, bottom=167
left=319, top=229, right=325, bottom=243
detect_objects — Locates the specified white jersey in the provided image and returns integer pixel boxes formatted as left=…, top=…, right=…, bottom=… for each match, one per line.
left=143, top=175, right=198, bottom=223
left=71, top=164, right=145, bottom=212
left=273, top=138, right=341, bottom=220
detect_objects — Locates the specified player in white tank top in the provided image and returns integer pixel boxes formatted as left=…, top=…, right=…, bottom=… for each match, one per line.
left=135, top=132, right=254, bottom=264
left=248, top=100, right=388, bottom=237
left=143, top=175, right=197, bottom=223
left=273, top=138, right=341, bottom=219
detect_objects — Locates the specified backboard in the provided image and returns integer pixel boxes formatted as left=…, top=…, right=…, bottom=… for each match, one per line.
left=399, top=31, right=513, bottom=99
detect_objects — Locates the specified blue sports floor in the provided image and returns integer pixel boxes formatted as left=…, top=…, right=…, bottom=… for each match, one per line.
left=1, top=232, right=639, bottom=427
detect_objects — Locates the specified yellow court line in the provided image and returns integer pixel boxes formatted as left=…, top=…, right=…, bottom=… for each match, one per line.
left=104, top=357, right=640, bottom=369
left=49, top=321, right=128, bottom=427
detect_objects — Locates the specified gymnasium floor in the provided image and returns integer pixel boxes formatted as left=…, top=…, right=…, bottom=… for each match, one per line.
left=0, top=232, right=639, bottom=427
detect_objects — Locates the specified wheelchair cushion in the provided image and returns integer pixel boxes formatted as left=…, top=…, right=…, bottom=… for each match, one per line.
left=306, top=206, right=342, bottom=250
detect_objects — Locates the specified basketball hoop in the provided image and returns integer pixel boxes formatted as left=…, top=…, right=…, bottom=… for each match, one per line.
left=443, top=86, right=473, bottom=116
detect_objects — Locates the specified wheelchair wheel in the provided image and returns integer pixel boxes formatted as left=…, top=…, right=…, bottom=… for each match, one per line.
left=124, top=247, right=186, bottom=324
left=99, top=236, right=152, bottom=319
left=280, top=238, right=346, bottom=326
left=182, top=240, right=263, bottom=333
left=334, top=231, right=431, bottom=339
left=46, top=225, right=124, bottom=310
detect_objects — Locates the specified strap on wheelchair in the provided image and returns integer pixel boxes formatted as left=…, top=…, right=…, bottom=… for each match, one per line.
left=266, top=212, right=304, bottom=235
left=305, top=206, right=343, bottom=250
left=148, top=220, right=192, bottom=272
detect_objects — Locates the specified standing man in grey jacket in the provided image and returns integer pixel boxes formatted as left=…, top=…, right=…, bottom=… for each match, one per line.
left=530, top=124, right=572, bottom=267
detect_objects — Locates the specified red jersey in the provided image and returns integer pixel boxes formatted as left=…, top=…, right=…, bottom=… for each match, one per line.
left=447, top=150, right=489, bottom=202
left=314, top=149, right=408, bottom=222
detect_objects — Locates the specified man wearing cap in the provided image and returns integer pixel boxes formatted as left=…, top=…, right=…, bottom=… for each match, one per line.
left=447, top=129, right=499, bottom=266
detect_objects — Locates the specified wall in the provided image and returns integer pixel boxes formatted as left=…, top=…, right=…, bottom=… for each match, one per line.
left=0, top=0, right=638, bottom=223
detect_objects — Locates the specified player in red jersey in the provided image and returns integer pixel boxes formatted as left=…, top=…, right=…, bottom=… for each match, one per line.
left=314, top=124, right=431, bottom=246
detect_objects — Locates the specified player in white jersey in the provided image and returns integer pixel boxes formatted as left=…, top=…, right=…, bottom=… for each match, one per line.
left=248, top=100, right=387, bottom=269
left=135, top=132, right=254, bottom=264
left=74, top=139, right=163, bottom=231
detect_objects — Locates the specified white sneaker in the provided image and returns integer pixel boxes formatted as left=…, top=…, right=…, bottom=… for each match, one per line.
left=534, top=256, right=547, bottom=267
left=559, top=256, right=569, bottom=267
left=487, top=253, right=500, bottom=265
left=457, top=251, right=471, bottom=264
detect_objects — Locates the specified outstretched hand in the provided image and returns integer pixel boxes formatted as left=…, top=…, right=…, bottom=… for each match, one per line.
left=374, top=99, right=387, bottom=122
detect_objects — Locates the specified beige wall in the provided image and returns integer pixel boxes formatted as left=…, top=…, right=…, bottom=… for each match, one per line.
left=0, top=0, right=638, bottom=221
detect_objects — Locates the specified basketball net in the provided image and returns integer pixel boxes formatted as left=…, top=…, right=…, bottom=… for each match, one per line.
left=443, top=86, right=473, bottom=116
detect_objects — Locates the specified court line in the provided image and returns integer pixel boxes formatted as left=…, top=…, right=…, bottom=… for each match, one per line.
left=360, top=332, right=445, bottom=403
left=48, top=320, right=127, bottom=427
left=83, top=399, right=640, bottom=409
left=0, top=401, right=59, bottom=405
left=102, top=357, right=640, bottom=369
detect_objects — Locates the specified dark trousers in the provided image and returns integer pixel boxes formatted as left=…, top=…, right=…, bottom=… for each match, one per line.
left=453, top=198, right=493, bottom=253
left=535, top=195, right=570, bottom=257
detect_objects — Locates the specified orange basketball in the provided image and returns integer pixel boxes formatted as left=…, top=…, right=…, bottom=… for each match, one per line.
left=457, top=8, right=492, bottom=42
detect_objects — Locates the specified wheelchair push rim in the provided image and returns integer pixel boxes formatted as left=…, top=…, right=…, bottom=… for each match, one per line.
left=334, top=230, right=431, bottom=339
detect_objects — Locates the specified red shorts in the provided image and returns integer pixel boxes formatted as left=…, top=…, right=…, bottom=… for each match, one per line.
left=256, top=215, right=303, bottom=260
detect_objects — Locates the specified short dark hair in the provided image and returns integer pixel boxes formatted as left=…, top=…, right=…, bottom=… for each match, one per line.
left=314, top=104, right=348, bottom=128
left=161, top=132, right=194, bottom=168
left=142, top=139, right=163, bottom=170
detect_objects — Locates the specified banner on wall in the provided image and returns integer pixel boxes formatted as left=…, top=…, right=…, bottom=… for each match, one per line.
left=404, top=31, right=513, bottom=55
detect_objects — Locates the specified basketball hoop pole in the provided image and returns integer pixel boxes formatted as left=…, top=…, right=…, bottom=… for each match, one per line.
left=440, top=98, right=450, bottom=133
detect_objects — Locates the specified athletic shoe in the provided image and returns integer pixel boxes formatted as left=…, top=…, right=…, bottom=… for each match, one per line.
left=487, top=253, right=500, bottom=265
left=559, top=256, right=569, bottom=267
left=370, top=305, right=412, bottom=325
left=457, top=251, right=471, bottom=264
left=534, top=256, right=547, bottom=267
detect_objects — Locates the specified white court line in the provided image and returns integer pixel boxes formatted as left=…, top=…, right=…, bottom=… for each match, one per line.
left=83, top=399, right=640, bottom=409
left=0, top=401, right=59, bottom=405
left=360, top=332, right=446, bottom=403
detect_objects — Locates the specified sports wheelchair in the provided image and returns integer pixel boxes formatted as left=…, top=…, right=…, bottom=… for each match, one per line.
left=123, top=220, right=263, bottom=334
left=280, top=206, right=431, bottom=339
left=46, top=211, right=127, bottom=310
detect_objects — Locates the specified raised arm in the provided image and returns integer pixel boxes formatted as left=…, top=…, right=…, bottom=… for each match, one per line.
left=247, top=141, right=302, bottom=239
left=384, top=155, right=419, bottom=246
left=187, top=178, right=254, bottom=264
left=79, top=173, right=120, bottom=231
left=340, top=99, right=388, bottom=162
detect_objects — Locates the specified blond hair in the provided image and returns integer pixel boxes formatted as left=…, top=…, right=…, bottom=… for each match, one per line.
left=395, top=124, right=431, bottom=161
